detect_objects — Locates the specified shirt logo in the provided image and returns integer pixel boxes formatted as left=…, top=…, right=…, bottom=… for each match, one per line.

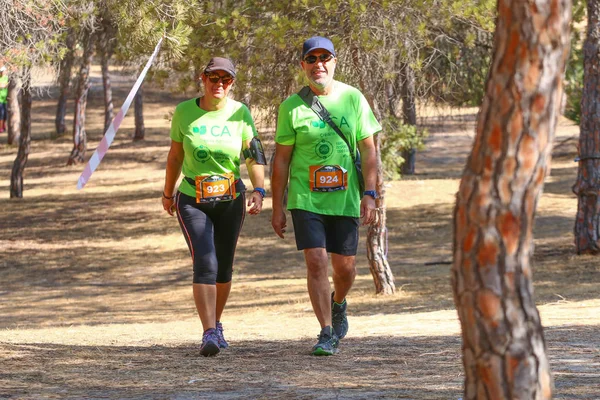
left=311, top=120, right=326, bottom=128
left=193, top=145, right=211, bottom=163
left=315, top=139, right=334, bottom=159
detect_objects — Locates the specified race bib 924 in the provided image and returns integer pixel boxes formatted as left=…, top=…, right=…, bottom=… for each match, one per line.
left=309, top=165, right=347, bottom=192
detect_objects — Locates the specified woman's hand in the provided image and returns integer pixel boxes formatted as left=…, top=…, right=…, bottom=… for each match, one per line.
left=247, top=191, right=263, bottom=215
left=162, top=194, right=176, bottom=216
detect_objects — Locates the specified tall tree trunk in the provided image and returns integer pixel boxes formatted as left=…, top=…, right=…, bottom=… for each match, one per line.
left=10, top=68, right=31, bottom=198
left=400, top=63, right=417, bottom=176
left=133, top=85, right=144, bottom=141
left=67, top=29, right=94, bottom=166
left=55, top=28, right=75, bottom=137
left=573, top=0, right=600, bottom=254
left=98, top=18, right=116, bottom=132
left=351, top=45, right=396, bottom=294
left=452, top=0, right=571, bottom=398
left=7, top=76, right=21, bottom=145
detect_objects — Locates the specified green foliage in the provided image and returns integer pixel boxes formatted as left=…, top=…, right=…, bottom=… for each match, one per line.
left=380, top=117, right=428, bottom=180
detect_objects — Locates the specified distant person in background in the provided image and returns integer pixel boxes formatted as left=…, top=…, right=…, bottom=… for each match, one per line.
left=271, top=36, right=381, bottom=356
left=0, top=66, right=8, bottom=134
left=161, top=57, right=266, bottom=357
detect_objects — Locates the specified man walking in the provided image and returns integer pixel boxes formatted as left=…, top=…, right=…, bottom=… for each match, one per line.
left=271, top=36, right=381, bottom=355
left=0, top=66, right=8, bottom=134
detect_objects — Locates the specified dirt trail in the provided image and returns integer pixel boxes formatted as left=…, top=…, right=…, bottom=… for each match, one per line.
left=0, top=77, right=598, bottom=399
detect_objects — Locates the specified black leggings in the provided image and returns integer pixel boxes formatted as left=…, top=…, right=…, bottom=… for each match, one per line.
left=175, top=191, right=246, bottom=284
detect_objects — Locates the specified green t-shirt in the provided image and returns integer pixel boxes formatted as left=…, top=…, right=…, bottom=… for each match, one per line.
left=170, top=97, right=257, bottom=198
left=275, top=81, right=382, bottom=217
left=0, top=75, right=8, bottom=103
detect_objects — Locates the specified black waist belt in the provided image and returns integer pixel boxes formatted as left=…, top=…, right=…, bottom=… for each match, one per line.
left=184, top=176, right=246, bottom=193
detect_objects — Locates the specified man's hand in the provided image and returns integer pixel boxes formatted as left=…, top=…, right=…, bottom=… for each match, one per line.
left=271, top=209, right=287, bottom=238
left=360, top=196, right=376, bottom=225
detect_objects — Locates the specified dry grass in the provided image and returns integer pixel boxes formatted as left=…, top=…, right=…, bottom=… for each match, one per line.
left=0, top=71, right=598, bottom=399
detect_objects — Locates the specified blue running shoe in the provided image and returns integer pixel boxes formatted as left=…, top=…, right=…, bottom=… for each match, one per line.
left=216, top=321, right=229, bottom=349
left=200, top=328, right=220, bottom=357
left=312, top=326, right=339, bottom=356
left=331, top=293, right=348, bottom=339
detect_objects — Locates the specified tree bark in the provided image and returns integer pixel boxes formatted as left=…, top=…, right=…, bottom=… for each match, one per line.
left=67, top=29, right=94, bottom=166
left=367, top=130, right=395, bottom=294
left=573, top=0, right=600, bottom=254
left=10, top=68, right=31, bottom=198
left=452, top=0, right=571, bottom=398
left=55, top=28, right=75, bottom=137
left=98, top=18, right=116, bottom=132
left=133, top=84, right=144, bottom=141
left=400, top=63, right=417, bottom=176
left=7, top=76, right=21, bottom=145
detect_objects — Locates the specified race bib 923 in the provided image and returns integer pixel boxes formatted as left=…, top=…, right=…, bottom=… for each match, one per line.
left=195, top=173, right=236, bottom=203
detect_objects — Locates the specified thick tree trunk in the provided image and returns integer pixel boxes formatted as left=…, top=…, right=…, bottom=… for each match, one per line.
left=55, top=29, right=75, bottom=137
left=367, top=131, right=395, bottom=294
left=7, top=76, right=21, bottom=145
left=133, top=85, right=144, bottom=141
left=573, top=0, right=600, bottom=254
left=67, top=30, right=94, bottom=166
left=452, top=0, right=571, bottom=399
left=400, top=63, right=417, bottom=176
left=10, top=69, right=31, bottom=198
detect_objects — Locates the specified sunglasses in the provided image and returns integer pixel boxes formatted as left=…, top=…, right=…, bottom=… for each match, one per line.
left=205, top=73, right=234, bottom=85
left=303, top=53, right=334, bottom=64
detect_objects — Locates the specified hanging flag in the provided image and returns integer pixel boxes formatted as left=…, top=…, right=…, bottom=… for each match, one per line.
left=77, top=37, right=163, bottom=190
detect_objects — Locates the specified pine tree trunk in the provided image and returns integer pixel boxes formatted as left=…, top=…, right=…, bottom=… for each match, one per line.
left=400, top=63, right=417, bottom=176
left=367, top=131, right=395, bottom=294
left=7, top=76, right=21, bottom=145
left=67, top=30, right=94, bottom=166
left=55, top=29, right=75, bottom=137
left=10, top=69, right=31, bottom=198
left=98, top=19, right=115, bottom=133
left=133, top=85, right=144, bottom=141
left=573, top=0, right=600, bottom=254
left=452, top=0, right=571, bottom=398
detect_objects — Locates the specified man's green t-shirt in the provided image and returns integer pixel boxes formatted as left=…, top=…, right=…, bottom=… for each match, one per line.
left=0, top=75, right=8, bottom=103
left=170, top=97, right=256, bottom=198
left=275, top=81, right=382, bottom=217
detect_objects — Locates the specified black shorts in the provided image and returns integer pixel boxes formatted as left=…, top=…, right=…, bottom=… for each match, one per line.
left=0, top=103, right=6, bottom=121
left=290, top=209, right=359, bottom=256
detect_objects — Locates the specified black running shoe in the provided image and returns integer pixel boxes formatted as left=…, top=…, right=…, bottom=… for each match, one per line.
left=331, top=292, right=348, bottom=339
left=200, top=328, right=220, bottom=357
left=312, top=326, right=339, bottom=356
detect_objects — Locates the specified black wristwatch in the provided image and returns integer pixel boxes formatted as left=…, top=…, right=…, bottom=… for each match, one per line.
left=363, top=190, right=378, bottom=199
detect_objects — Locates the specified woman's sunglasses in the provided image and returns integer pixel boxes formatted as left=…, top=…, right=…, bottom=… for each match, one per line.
left=205, top=73, right=234, bottom=85
left=303, top=53, right=334, bottom=64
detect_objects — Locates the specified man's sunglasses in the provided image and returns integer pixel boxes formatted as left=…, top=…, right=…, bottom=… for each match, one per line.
left=205, top=73, right=234, bottom=85
left=303, top=53, right=334, bottom=64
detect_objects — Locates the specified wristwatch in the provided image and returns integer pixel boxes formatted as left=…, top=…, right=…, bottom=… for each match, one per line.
left=363, top=190, right=378, bottom=199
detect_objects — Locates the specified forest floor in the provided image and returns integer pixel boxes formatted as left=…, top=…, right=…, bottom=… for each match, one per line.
left=0, top=68, right=599, bottom=400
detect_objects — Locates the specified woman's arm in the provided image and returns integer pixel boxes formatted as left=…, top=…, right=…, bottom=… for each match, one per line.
left=162, top=140, right=184, bottom=216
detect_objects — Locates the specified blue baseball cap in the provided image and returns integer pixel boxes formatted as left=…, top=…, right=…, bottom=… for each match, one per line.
left=302, top=36, right=336, bottom=58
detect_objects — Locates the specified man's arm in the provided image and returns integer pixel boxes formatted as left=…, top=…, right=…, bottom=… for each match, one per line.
left=358, top=135, right=377, bottom=225
left=271, top=143, right=294, bottom=238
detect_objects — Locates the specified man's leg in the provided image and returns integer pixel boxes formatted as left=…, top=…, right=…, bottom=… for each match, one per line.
left=331, top=254, right=356, bottom=303
left=304, top=247, right=331, bottom=328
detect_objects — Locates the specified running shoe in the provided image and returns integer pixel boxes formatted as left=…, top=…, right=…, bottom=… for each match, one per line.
left=216, top=321, right=229, bottom=349
left=312, top=326, right=339, bottom=356
left=200, top=328, right=220, bottom=357
left=331, top=292, right=348, bottom=339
